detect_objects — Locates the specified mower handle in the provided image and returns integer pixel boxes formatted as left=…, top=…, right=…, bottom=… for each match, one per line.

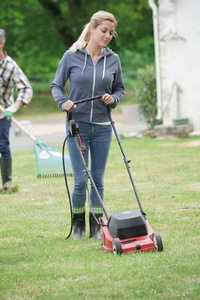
left=106, top=106, right=146, bottom=216
left=73, top=95, right=102, bottom=105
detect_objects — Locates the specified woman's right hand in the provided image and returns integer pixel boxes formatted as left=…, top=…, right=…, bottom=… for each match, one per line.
left=63, top=100, right=76, bottom=111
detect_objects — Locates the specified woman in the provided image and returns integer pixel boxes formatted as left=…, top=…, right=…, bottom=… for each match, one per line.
left=51, top=11, right=125, bottom=240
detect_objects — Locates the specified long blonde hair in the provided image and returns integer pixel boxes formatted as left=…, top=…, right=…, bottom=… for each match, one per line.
left=70, top=11, right=117, bottom=52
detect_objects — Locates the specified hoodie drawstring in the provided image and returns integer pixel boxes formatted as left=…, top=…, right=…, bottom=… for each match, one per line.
left=82, top=53, right=87, bottom=74
left=82, top=52, right=106, bottom=80
left=102, top=56, right=106, bottom=80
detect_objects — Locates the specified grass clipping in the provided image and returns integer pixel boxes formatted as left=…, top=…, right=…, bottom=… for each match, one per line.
left=0, top=184, right=19, bottom=194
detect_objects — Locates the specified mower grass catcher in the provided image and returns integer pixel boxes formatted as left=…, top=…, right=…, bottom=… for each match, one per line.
left=67, top=97, right=163, bottom=255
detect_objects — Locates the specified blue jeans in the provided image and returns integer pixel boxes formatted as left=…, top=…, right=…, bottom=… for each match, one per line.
left=0, top=117, right=11, bottom=158
left=67, top=122, right=112, bottom=209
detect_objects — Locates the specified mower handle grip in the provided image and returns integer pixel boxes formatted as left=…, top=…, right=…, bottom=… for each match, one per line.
left=73, top=95, right=102, bottom=105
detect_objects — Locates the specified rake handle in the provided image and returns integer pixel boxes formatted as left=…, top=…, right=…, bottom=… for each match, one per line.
left=0, top=105, right=36, bottom=141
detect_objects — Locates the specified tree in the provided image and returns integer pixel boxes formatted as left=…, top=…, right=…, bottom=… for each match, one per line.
left=0, top=0, right=154, bottom=74
left=38, top=0, right=155, bottom=71
left=134, top=65, right=157, bottom=126
left=38, top=0, right=154, bottom=52
left=38, top=0, right=109, bottom=47
left=0, top=0, right=65, bottom=74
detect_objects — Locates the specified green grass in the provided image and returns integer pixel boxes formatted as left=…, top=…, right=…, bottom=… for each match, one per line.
left=1, top=136, right=200, bottom=299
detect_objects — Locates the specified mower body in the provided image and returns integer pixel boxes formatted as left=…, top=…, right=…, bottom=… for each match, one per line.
left=100, top=210, right=156, bottom=254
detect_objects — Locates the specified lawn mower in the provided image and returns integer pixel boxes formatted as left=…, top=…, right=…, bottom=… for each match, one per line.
left=64, top=96, right=163, bottom=255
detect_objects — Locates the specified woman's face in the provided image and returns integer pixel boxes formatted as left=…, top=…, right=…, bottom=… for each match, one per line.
left=90, top=20, right=116, bottom=48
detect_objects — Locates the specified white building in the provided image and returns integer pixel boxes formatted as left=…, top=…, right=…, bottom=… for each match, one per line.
left=149, top=0, right=200, bottom=132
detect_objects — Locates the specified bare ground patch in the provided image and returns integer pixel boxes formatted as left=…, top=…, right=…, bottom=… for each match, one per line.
left=161, top=140, right=200, bottom=148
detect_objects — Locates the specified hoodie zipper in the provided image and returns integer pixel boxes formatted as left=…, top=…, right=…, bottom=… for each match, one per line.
left=90, top=61, right=96, bottom=123
left=89, top=54, right=106, bottom=122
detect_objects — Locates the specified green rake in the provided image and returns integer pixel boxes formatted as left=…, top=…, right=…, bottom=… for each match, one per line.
left=34, top=140, right=72, bottom=178
left=0, top=106, right=73, bottom=178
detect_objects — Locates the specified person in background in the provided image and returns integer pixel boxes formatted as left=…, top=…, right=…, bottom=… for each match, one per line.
left=51, top=11, right=124, bottom=240
left=0, top=29, right=33, bottom=193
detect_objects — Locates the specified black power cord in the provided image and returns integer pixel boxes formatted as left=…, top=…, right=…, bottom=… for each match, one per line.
left=62, top=127, right=89, bottom=240
left=62, top=135, right=73, bottom=240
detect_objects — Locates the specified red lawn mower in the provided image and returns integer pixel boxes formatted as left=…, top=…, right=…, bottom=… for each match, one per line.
left=64, top=96, right=163, bottom=255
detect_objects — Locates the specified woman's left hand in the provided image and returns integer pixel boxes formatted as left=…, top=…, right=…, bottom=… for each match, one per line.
left=102, top=94, right=113, bottom=105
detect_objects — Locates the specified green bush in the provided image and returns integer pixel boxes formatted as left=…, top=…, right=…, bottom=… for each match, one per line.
left=134, top=65, right=157, bottom=126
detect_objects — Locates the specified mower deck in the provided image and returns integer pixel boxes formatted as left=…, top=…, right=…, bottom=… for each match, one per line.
left=100, top=216, right=157, bottom=255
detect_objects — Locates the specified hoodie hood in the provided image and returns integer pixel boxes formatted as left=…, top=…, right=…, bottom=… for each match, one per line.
left=79, top=47, right=114, bottom=80
left=79, top=47, right=114, bottom=57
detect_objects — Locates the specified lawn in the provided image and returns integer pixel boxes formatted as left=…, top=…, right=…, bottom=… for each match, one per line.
left=0, top=132, right=200, bottom=299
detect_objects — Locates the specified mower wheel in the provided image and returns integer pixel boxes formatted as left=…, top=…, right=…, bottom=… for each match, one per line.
left=112, top=238, right=123, bottom=255
left=153, top=232, right=163, bottom=251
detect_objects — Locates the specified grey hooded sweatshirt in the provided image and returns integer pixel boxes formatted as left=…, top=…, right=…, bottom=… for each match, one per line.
left=51, top=47, right=125, bottom=123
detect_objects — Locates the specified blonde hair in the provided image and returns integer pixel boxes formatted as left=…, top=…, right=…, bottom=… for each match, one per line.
left=70, top=11, right=117, bottom=52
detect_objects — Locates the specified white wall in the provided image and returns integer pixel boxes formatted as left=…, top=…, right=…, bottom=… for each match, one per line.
left=158, top=0, right=200, bottom=130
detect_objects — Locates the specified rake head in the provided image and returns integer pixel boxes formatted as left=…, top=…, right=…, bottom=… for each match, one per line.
left=34, top=140, right=73, bottom=178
